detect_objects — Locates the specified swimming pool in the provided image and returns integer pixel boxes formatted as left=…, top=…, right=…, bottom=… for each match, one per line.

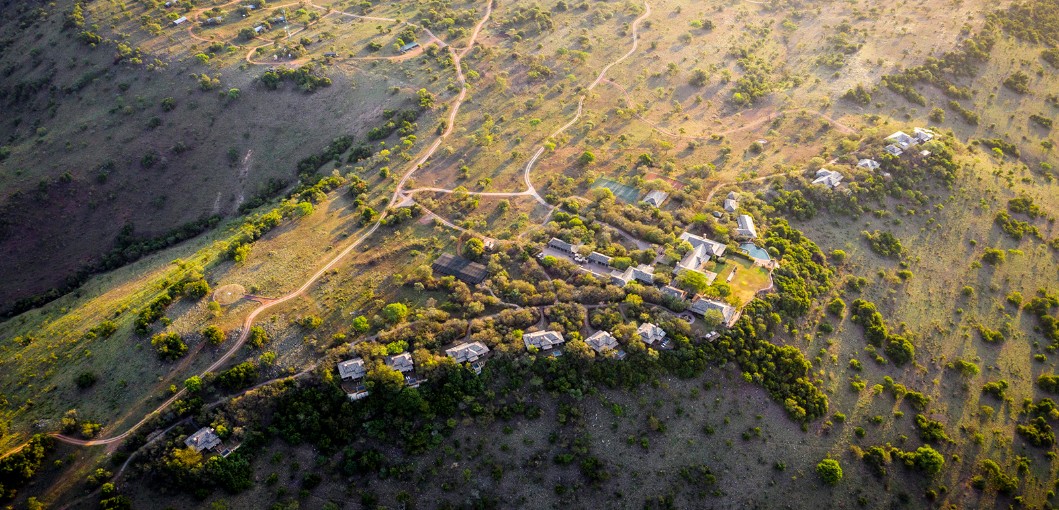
left=740, top=243, right=770, bottom=261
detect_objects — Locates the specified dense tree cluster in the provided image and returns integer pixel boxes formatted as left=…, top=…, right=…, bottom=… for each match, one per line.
left=216, top=362, right=259, bottom=391
left=989, top=0, right=1059, bottom=46
left=496, top=4, right=555, bottom=35
left=1017, top=399, right=1057, bottom=448
left=994, top=211, right=1041, bottom=240
left=862, top=230, right=903, bottom=258
left=151, top=332, right=188, bottom=360
left=366, top=108, right=421, bottom=141
left=0, top=434, right=53, bottom=501
left=862, top=444, right=944, bottom=478
left=881, top=24, right=996, bottom=105
left=763, top=220, right=834, bottom=317
left=260, top=64, right=332, bottom=92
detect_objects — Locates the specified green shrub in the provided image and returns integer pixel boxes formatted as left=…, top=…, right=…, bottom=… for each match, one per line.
left=826, top=297, right=846, bottom=316
left=1003, top=71, right=1030, bottom=94
left=75, top=371, right=99, bottom=389
left=982, top=248, right=1005, bottom=265
left=248, top=326, right=269, bottom=348
left=862, top=230, right=903, bottom=258
left=982, top=380, right=1009, bottom=399
left=202, top=325, right=225, bottom=346
left=150, top=332, right=187, bottom=360
left=816, top=458, right=843, bottom=485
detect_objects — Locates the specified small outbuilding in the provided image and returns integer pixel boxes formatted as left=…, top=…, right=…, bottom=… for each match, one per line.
left=641, top=190, right=669, bottom=207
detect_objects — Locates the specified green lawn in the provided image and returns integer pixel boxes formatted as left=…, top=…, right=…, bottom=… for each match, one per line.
left=706, top=255, right=772, bottom=305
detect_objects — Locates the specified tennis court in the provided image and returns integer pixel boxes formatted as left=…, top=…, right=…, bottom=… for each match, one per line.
left=591, top=178, right=640, bottom=203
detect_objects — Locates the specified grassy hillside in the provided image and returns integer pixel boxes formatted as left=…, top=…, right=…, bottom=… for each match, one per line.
left=0, top=0, right=423, bottom=312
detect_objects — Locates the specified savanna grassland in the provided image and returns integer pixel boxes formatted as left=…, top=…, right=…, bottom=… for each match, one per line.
left=1, top=0, right=1058, bottom=508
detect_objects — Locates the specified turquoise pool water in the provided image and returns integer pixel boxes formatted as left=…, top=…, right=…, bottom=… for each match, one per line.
left=740, top=243, right=770, bottom=261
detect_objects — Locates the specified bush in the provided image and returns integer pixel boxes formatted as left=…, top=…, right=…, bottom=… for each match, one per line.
left=202, top=325, right=225, bottom=346
left=826, top=297, right=846, bottom=316
left=952, top=359, right=980, bottom=376
left=300, top=315, right=323, bottom=330
left=1038, top=374, right=1059, bottom=393
left=1030, top=113, right=1054, bottom=129
left=1043, top=48, right=1059, bottom=68
left=1003, top=71, right=1030, bottom=94
left=982, top=380, right=1009, bottom=399
left=929, top=107, right=945, bottom=123
left=382, top=303, right=409, bottom=324
left=151, top=332, right=187, bottom=360
left=247, top=326, right=268, bottom=348
left=862, top=230, right=903, bottom=258
left=184, top=376, right=203, bottom=393
left=982, top=248, right=1005, bottom=265
left=75, top=371, right=99, bottom=389
left=841, top=84, right=872, bottom=105
left=816, top=458, right=843, bottom=485
left=914, top=414, right=949, bottom=443
left=183, top=279, right=210, bottom=299
left=216, top=361, right=258, bottom=391
left=976, top=325, right=1004, bottom=343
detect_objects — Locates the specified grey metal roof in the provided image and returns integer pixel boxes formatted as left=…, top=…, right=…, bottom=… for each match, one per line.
left=185, top=427, right=221, bottom=452
left=637, top=323, right=666, bottom=345
left=523, top=330, right=565, bottom=350
left=446, top=342, right=490, bottom=363
left=588, top=251, right=612, bottom=265
left=385, top=352, right=415, bottom=373
left=337, top=358, right=366, bottom=380
left=432, top=253, right=488, bottom=284
left=585, top=330, right=619, bottom=353
left=548, top=237, right=576, bottom=252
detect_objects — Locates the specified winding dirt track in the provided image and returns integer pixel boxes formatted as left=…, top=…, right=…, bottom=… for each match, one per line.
left=2, top=0, right=732, bottom=473
left=0, top=0, right=495, bottom=464
left=519, top=2, right=651, bottom=201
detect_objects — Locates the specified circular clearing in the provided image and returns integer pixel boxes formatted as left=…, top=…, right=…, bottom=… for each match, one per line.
left=213, top=284, right=246, bottom=306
